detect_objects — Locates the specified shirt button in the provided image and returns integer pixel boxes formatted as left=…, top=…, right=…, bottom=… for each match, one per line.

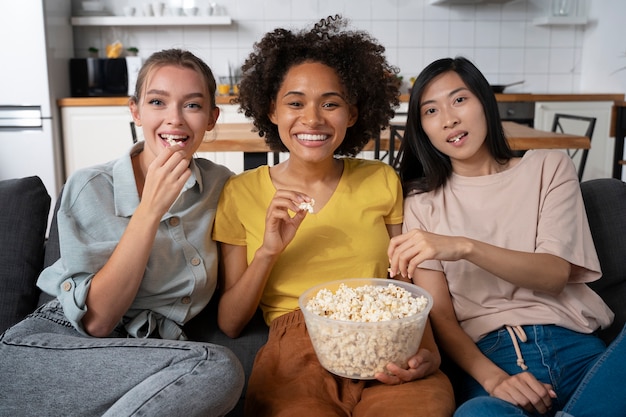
left=169, top=217, right=180, bottom=227
left=191, top=257, right=201, bottom=266
left=181, top=296, right=191, bottom=304
left=62, top=281, right=72, bottom=292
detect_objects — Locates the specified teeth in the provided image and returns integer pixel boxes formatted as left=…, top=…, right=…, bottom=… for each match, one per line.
left=297, top=134, right=327, bottom=141
left=161, top=134, right=187, bottom=140
left=448, top=133, right=464, bottom=143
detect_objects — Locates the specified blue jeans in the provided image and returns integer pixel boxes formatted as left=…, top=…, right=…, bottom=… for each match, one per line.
left=454, top=324, right=626, bottom=417
left=0, top=300, right=244, bottom=417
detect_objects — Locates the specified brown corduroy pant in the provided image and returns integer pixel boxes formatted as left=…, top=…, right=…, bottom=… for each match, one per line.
left=244, top=310, right=456, bottom=417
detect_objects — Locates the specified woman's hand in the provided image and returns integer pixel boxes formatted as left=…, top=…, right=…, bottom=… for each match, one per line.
left=140, top=145, right=191, bottom=218
left=375, top=347, right=441, bottom=384
left=389, top=228, right=570, bottom=295
left=258, top=189, right=313, bottom=257
left=487, top=371, right=557, bottom=414
left=83, top=146, right=190, bottom=337
left=217, top=189, right=313, bottom=338
left=388, top=229, right=469, bottom=278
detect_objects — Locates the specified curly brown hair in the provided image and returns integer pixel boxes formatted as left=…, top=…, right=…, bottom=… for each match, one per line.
left=236, top=15, right=401, bottom=156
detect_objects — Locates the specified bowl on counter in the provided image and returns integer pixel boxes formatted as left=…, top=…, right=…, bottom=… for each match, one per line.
left=299, top=278, right=432, bottom=380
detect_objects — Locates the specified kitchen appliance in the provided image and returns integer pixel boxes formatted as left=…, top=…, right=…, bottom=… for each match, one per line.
left=70, top=56, right=143, bottom=97
left=490, top=80, right=525, bottom=93
left=0, top=0, right=74, bottom=232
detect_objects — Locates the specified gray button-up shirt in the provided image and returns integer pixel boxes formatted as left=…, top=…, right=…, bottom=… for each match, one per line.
left=38, top=142, right=233, bottom=339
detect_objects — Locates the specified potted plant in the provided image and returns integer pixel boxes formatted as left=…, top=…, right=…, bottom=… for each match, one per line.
left=88, top=47, right=99, bottom=58
left=126, top=47, right=139, bottom=57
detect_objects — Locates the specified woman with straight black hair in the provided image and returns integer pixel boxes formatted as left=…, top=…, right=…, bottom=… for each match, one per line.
left=399, top=57, right=513, bottom=192
left=389, top=56, right=626, bottom=417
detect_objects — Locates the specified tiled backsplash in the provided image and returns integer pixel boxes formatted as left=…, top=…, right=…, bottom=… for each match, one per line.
left=71, top=0, right=586, bottom=94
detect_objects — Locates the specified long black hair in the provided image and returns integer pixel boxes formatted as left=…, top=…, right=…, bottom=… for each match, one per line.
left=399, top=57, right=514, bottom=195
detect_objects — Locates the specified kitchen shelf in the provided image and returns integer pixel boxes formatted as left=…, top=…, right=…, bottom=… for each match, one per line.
left=532, top=15, right=588, bottom=26
left=70, top=16, right=232, bottom=26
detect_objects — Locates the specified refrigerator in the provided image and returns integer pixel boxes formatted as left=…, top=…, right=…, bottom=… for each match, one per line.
left=0, top=0, right=74, bottom=232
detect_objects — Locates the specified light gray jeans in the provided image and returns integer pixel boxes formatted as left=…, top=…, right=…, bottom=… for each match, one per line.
left=0, top=300, right=244, bottom=417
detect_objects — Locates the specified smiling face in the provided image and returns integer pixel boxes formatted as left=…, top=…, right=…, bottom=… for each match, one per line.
left=130, top=64, right=219, bottom=164
left=419, top=71, right=491, bottom=172
left=268, top=61, right=358, bottom=163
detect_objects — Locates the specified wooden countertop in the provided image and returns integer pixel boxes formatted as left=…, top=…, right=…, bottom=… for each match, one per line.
left=198, top=121, right=590, bottom=153
left=502, top=121, right=589, bottom=150
left=57, top=93, right=624, bottom=107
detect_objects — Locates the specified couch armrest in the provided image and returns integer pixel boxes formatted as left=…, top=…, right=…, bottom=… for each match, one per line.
left=581, top=178, right=626, bottom=344
left=0, top=176, right=50, bottom=333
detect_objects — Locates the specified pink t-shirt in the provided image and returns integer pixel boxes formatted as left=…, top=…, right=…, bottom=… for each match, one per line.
left=403, top=150, right=614, bottom=342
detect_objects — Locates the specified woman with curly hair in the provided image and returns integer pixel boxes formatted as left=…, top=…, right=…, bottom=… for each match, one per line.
left=212, top=15, right=455, bottom=417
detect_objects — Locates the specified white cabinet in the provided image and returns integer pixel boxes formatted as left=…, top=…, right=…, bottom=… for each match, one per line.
left=216, top=104, right=250, bottom=124
left=61, top=106, right=136, bottom=178
left=61, top=104, right=253, bottom=178
left=199, top=103, right=269, bottom=173
left=534, top=101, right=614, bottom=181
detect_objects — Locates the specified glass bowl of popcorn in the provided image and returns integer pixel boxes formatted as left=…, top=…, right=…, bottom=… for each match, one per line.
left=299, top=278, right=433, bottom=380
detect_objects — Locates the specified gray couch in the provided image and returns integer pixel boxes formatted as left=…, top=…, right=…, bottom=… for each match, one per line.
left=1, top=175, right=625, bottom=416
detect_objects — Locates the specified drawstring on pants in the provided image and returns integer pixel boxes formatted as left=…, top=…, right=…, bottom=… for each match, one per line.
left=505, top=325, right=529, bottom=371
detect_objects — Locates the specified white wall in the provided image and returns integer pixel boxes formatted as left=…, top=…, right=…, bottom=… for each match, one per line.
left=70, top=0, right=624, bottom=96
left=580, top=0, right=626, bottom=92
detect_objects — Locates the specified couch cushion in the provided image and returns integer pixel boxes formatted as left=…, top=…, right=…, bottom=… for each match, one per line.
left=581, top=178, right=626, bottom=344
left=0, top=176, right=50, bottom=333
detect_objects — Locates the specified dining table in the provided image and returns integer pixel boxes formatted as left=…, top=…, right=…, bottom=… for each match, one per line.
left=198, top=121, right=591, bottom=169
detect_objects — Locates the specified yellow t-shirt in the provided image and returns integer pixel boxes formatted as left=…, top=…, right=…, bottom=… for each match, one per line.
left=213, top=158, right=403, bottom=324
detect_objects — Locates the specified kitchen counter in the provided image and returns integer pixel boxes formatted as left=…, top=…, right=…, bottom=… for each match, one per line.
left=58, top=93, right=624, bottom=179
left=57, top=93, right=624, bottom=107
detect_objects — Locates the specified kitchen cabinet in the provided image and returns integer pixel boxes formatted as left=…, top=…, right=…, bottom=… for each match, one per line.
left=60, top=102, right=257, bottom=176
left=61, top=106, right=136, bottom=178
left=216, top=104, right=250, bottom=124
left=199, top=103, right=260, bottom=172
left=534, top=101, right=614, bottom=181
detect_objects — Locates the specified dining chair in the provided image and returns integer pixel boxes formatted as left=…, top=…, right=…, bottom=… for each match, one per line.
left=389, top=123, right=406, bottom=171
left=130, top=121, right=138, bottom=143
left=377, top=110, right=408, bottom=168
left=551, top=113, right=596, bottom=181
